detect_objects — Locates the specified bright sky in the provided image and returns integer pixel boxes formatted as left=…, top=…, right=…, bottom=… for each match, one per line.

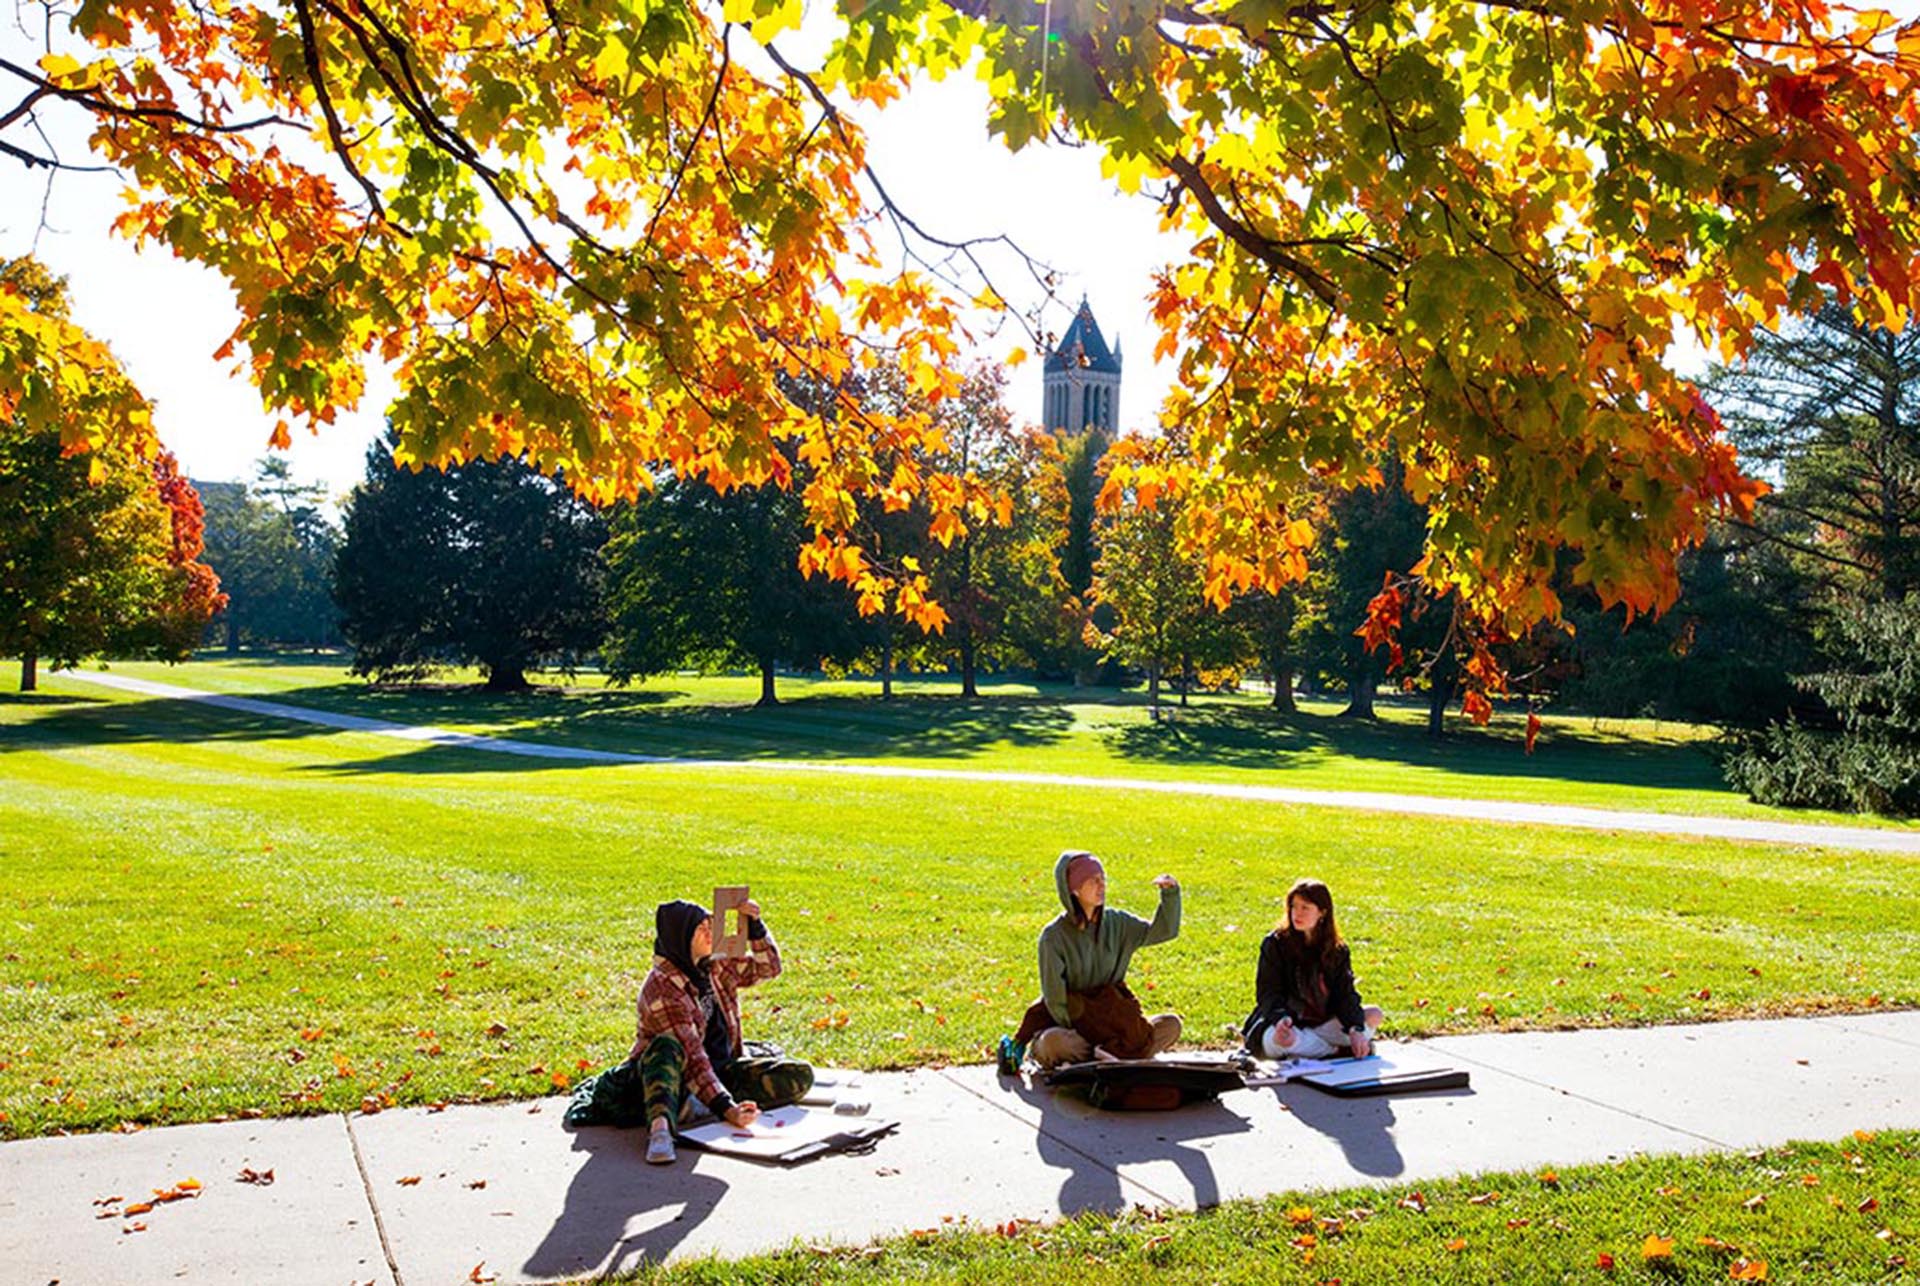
left=0, top=17, right=1189, bottom=505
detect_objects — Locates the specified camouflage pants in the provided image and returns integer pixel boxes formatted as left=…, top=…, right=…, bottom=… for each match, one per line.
left=639, top=1033, right=814, bottom=1127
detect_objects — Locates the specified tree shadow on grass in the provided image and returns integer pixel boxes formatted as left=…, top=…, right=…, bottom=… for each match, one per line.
left=288, top=687, right=1078, bottom=775
left=0, top=694, right=325, bottom=753
left=1107, top=703, right=1729, bottom=797
left=0, top=692, right=108, bottom=707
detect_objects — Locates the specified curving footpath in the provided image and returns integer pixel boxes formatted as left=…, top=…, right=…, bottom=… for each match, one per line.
left=55, top=669, right=1920, bottom=855
left=1, top=1013, right=1916, bottom=1284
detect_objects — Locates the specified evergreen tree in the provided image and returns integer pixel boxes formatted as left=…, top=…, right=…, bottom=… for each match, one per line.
left=333, top=434, right=607, bottom=690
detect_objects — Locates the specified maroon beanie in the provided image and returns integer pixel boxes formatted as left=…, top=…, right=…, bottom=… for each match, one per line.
left=1064, top=852, right=1104, bottom=894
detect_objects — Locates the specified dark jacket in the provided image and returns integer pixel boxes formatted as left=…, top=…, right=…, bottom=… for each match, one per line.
left=1241, top=932, right=1366, bottom=1051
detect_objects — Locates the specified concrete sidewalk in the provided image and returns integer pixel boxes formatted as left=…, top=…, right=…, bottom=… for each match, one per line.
left=55, top=669, right=1920, bottom=854
left=4, top=1011, right=1916, bottom=1285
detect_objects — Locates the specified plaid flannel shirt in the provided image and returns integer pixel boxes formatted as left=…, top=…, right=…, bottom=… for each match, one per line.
left=627, top=924, right=782, bottom=1110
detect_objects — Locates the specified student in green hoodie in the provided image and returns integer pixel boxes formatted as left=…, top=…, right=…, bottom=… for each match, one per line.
left=1001, top=849, right=1183, bottom=1071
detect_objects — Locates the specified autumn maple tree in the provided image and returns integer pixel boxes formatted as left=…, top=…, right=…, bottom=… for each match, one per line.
left=0, top=259, right=225, bottom=689
left=6, top=0, right=1916, bottom=690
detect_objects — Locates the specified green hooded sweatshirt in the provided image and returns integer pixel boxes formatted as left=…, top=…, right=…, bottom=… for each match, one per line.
left=1038, top=849, right=1182, bottom=1027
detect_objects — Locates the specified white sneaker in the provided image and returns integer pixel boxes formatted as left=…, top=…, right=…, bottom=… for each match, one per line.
left=645, top=1127, right=676, bottom=1165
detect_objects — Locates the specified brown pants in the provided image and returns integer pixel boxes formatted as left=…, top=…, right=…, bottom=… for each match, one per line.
left=1015, top=983, right=1181, bottom=1065
left=1032, top=1014, right=1182, bottom=1068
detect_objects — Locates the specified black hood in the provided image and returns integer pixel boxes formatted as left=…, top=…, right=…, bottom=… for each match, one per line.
left=653, top=899, right=712, bottom=988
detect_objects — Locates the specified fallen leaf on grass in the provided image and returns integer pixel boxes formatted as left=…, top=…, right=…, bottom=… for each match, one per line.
left=1445, top=1238, right=1467, bottom=1252
left=484, top=1022, right=508, bottom=1038
left=1859, top=1196, right=1880, bottom=1213
left=1596, top=1252, right=1616, bottom=1271
left=1467, top=1191, right=1501, bottom=1205
left=1854, top=1130, right=1878, bottom=1143
left=1741, top=1194, right=1767, bottom=1211
left=237, top=1168, right=274, bottom=1186
left=1506, top=1218, right=1531, bottom=1230
left=1538, top=1170, right=1560, bottom=1187
left=1729, top=1259, right=1769, bottom=1281
left=1698, top=1236, right=1738, bottom=1253
left=1290, top=1233, right=1317, bottom=1251
left=1286, top=1205, right=1315, bottom=1225
left=1643, top=1234, right=1676, bottom=1260
left=1397, top=1192, right=1427, bottom=1214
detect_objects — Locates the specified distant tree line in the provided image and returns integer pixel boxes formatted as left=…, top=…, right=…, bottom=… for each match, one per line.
left=180, top=309, right=1920, bottom=814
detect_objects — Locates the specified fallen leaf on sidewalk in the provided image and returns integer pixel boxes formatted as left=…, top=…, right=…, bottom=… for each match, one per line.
left=468, top=1263, right=496, bottom=1283
left=92, top=1195, right=122, bottom=1206
left=466, top=1180, right=487, bottom=1190
left=122, top=1202, right=154, bottom=1217
left=123, top=1222, right=147, bottom=1234
left=237, top=1168, right=275, bottom=1186
left=396, top=1176, right=421, bottom=1186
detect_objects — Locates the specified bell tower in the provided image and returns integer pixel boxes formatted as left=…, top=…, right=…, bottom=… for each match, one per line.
left=1042, top=297, right=1123, bottom=440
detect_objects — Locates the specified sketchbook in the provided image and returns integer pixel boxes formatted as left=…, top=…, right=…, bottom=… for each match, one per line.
left=676, top=1104, right=898, bottom=1164
left=1246, top=1050, right=1471, bottom=1096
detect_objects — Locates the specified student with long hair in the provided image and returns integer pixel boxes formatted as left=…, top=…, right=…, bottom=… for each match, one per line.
left=1242, top=878, right=1383, bottom=1060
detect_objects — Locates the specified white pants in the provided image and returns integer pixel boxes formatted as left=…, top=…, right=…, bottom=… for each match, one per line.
left=1261, top=1017, right=1370, bottom=1060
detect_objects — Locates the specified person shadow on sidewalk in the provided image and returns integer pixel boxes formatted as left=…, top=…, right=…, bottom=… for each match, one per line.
left=1270, top=1082, right=1472, bottom=1179
left=1010, top=1080, right=1252, bottom=1213
left=521, top=1129, right=729, bottom=1278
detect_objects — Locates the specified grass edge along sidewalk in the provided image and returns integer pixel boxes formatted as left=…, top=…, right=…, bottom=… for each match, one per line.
left=51, top=668, right=1920, bottom=855
left=615, top=1129, right=1920, bottom=1286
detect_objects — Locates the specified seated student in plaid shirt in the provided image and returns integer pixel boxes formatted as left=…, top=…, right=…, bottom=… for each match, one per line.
left=631, top=898, right=813, bottom=1164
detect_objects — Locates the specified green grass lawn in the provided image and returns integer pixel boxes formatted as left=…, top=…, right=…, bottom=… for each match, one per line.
left=76, top=653, right=1920, bottom=828
left=625, top=1130, right=1920, bottom=1284
left=3, top=671, right=1915, bottom=1141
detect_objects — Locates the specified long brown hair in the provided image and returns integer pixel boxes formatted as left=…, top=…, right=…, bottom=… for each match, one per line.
left=1275, top=878, right=1343, bottom=965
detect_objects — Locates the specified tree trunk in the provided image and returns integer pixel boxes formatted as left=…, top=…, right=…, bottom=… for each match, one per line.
left=757, top=657, right=778, bottom=707
left=21, top=649, right=38, bottom=693
left=1179, top=654, right=1191, bottom=707
left=1426, top=679, right=1451, bottom=737
left=1147, top=660, right=1161, bottom=715
left=880, top=634, right=894, bottom=700
left=225, top=613, right=240, bottom=655
left=1270, top=662, right=1297, bottom=713
left=483, top=664, right=530, bottom=692
left=1340, top=654, right=1377, bottom=719
left=959, top=627, right=978, bottom=699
